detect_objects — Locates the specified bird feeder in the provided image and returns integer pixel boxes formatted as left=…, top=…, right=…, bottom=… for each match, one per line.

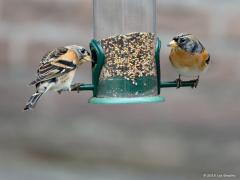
left=71, top=0, right=195, bottom=104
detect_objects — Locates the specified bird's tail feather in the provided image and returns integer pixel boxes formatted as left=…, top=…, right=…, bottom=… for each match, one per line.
left=24, top=91, right=45, bottom=111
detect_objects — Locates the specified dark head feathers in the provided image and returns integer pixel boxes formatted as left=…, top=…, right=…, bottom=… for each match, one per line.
left=173, top=33, right=205, bottom=53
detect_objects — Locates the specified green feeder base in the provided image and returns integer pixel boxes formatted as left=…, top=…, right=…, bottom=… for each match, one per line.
left=88, top=96, right=165, bottom=104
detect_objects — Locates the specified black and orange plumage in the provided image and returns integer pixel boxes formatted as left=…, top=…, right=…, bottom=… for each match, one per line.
left=168, top=33, right=210, bottom=88
left=24, top=45, right=92, bottom=111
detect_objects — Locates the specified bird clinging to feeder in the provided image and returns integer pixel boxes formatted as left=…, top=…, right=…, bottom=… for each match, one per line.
left=24, top=45, right=92, bottom=111
left=168, top=33, right=210, bottom=88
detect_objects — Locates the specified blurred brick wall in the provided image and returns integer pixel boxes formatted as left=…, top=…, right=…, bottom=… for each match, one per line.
left=0, top=0, right=92, bottom=68
left=0, top=0, right=240, bottom=179
left=0, top=0, right=239, bottom=79
left=157, top=0, right=240, bottom=80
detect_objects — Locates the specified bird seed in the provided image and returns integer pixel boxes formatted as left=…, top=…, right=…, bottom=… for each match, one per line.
left=99, top=32, right=156, bottom=84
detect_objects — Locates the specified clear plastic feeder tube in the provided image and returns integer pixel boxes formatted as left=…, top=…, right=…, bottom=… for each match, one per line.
left=93, top=0, right=157, bottom=39
left=92, top=0, right=159, bottom=99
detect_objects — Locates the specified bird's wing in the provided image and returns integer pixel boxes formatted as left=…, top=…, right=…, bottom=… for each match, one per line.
left=195, top=40, right=205, bottom=53
left=182, top=34, right=205, bottom=54
left=29, top=47, right=77, bottom=85
left=200, top=50, right=210, bottom=64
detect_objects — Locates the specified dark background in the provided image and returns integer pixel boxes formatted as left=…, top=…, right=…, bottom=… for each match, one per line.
left=0, top=0, right=239, bottom=179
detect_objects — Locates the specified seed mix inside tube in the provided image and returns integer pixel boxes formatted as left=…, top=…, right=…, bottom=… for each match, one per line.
left=100, top=32, right=156, bottom=84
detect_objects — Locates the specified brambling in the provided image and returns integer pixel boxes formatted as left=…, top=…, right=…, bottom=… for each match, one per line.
left=24, top=45, right=92, bottom=111
left=168, top=33, right=210, bottom=88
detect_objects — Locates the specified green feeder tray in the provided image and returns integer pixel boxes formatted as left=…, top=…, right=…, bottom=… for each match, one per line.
left=89, top=32, right=164, bottom=104
left=89, top=75, right=165, bottom=104
left=71, top=32, right=195, bottom=104
left=89, top=96, right=165, bottom=104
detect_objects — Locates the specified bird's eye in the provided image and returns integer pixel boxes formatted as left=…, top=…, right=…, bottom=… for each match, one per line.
left=179, top=38, right=186, bottom=44
left=80, top=49, right=86, bottom=54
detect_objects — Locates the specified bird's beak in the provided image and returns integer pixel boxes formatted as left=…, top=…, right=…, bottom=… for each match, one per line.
left=82, top=55, right=92, bottom=62
left=167, top=40, right=178, bottom=48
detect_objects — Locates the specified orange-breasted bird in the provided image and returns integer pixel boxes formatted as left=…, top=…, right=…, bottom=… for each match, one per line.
left=168, top=33, right=210, bottom=88
left=24, top=45, right=92, bottom=111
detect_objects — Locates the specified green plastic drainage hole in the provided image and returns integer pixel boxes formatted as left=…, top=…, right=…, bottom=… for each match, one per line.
left=88, top=96, right=165, bottom=104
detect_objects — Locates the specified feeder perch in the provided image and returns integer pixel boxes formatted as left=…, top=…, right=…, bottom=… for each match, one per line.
left=70, top=0, right=195, bottom=104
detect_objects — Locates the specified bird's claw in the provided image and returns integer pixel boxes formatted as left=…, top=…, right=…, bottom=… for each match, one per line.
left=191, top=78, right=199, bottom=88
left=71, top=83, right=81, bottom=93
left=176, top=78, right=182, bottom=89
left=76, top=86, right=80, bottom=93
left=57, top=88, right=70, bottom=94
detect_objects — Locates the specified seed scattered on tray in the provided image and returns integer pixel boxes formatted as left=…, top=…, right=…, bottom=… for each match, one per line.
left=99, top=32, right=156, bottom=84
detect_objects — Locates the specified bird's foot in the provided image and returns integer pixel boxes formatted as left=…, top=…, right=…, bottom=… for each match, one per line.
left=71, top=83, right=81, bottom=93
left=175, top=78, right=182, bottom=89
left=191, top=77, right=199, bottom=88
left=57, top=88, right=71, bottom=94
